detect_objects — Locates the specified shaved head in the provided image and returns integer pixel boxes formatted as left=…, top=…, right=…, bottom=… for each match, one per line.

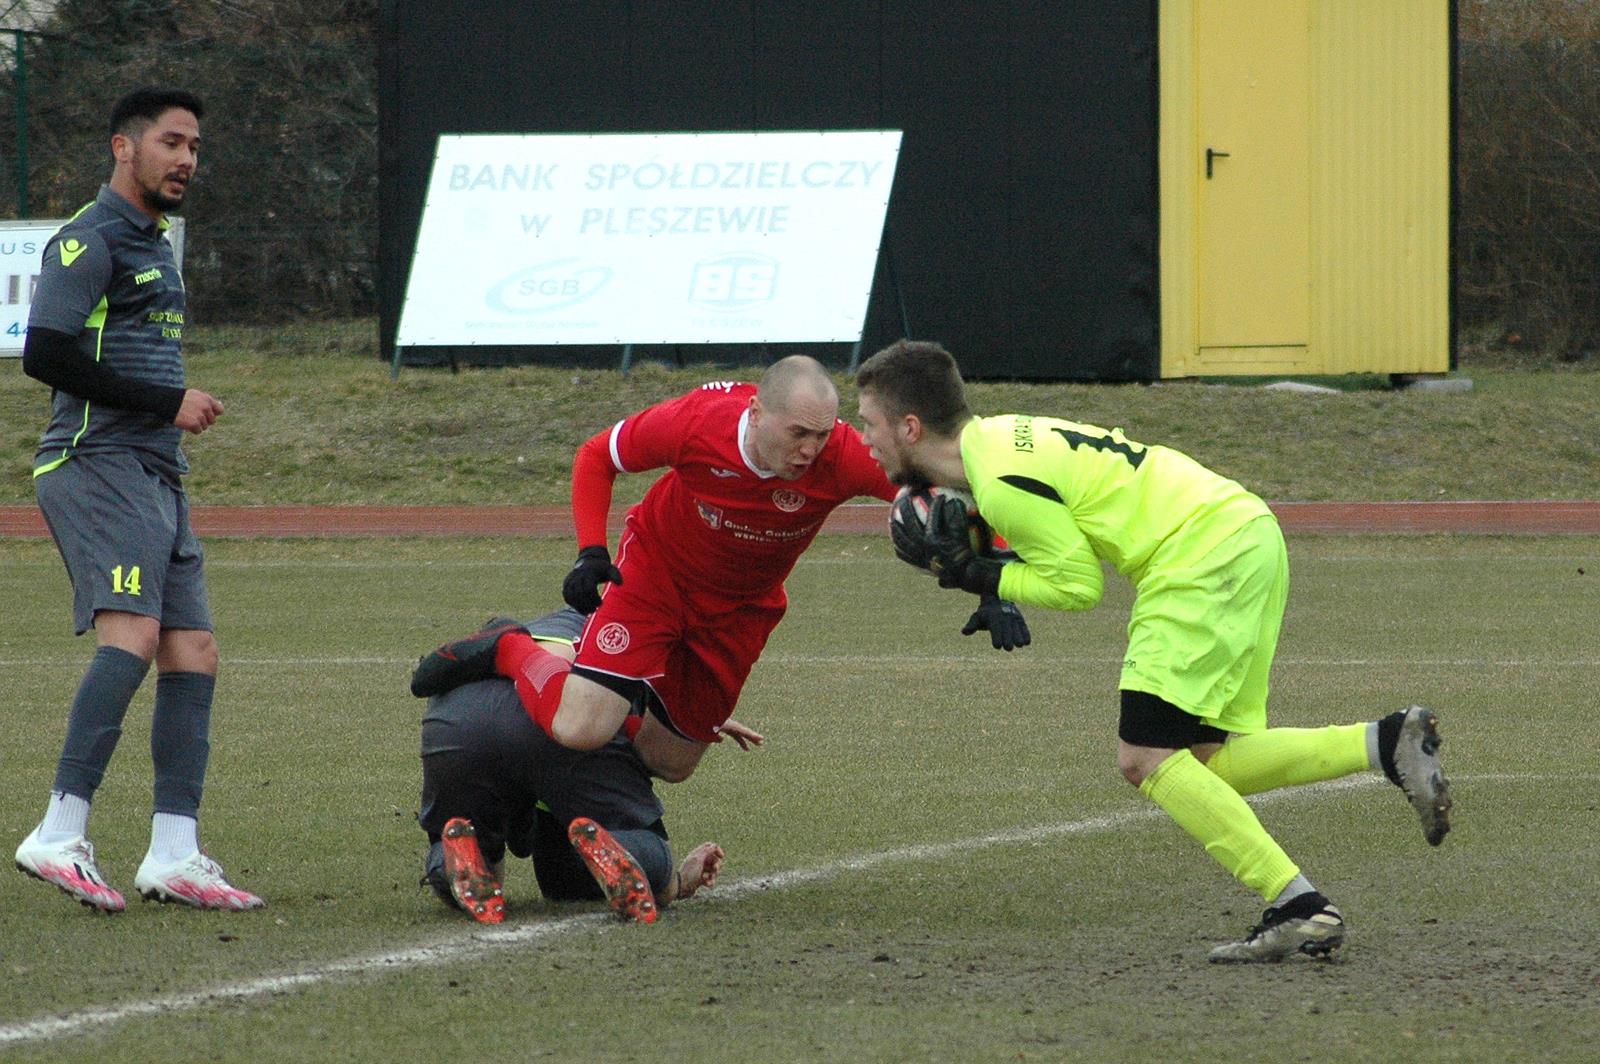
left=757, top=354, right=837, bottom=414
left=745, top=355, right=839, bottom=480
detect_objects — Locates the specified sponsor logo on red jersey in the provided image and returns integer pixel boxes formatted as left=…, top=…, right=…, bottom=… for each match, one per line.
left=771, top=489, right=807, bottom=513
left=696, top=500, right=724, bottom=529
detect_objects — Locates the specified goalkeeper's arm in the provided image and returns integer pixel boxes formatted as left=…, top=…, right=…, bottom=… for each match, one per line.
left=937, top=483, right=1104, bottom=612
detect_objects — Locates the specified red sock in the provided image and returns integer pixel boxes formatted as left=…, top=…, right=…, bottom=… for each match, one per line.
left=494, top=631, right=539, bottom=676
left=507, top=643, right=571, bottom=737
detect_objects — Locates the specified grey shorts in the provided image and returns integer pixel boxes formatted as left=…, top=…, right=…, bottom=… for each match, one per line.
left=35, top=450, right=212, bottom=636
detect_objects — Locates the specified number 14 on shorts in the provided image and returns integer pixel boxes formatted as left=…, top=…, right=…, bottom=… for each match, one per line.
left=111, top=564, right=143, bottom=595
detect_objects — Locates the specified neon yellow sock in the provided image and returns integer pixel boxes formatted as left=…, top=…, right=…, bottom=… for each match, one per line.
left=1204, top=724, right=1370, bottom=796
left=1139, top=749, right=1299, bottom=901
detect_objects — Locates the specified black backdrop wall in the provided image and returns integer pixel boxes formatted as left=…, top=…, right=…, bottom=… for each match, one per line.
left=379, top=1, right=1159, bottom=380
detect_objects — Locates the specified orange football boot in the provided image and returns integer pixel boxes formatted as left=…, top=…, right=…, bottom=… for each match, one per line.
left=440, top=818, right=505, bottom=924
left=567, top=817, right=658, bottom=924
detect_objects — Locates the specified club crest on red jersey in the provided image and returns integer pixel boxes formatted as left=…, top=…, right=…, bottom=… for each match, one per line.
left=771, top=489, right=806, bottom=512
left=596, top=623, right=630, bottom=654
left=697, top=500, right=724, bottom=529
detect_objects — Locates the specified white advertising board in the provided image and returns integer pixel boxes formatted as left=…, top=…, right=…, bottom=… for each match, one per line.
left=2, top=217, right=187, bottom=357
left=2, top=221, right=55, bottom=357
left=396, top=130, right=902, bottom=347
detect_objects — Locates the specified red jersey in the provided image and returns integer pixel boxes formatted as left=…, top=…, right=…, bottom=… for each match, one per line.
left=573, top=381, right=895, bottom=601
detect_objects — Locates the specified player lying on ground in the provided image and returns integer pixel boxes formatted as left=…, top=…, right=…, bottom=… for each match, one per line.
left=416, top=607, right=738, bottom=924
left=856, top=339, right=1452, bottom=964
left=413, top=355, right=1027, bottom=789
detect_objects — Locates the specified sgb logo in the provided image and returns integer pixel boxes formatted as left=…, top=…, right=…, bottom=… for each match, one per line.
left=486, top=257, right=612, bottom=314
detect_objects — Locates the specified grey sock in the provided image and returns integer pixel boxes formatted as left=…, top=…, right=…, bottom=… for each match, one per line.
left=423, top=841, right=455, bottom=906
left=1270, top=873, right=1317, bottom=908
left=151, top=671, right=214, bottom=817
left=52, top=645, right=150, bottom=798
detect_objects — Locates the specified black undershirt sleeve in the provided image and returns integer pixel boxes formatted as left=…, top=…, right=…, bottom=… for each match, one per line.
left=21, top=326, right=187, bottom=422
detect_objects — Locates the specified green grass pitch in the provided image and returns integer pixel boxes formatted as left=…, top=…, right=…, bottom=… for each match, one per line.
left=1, top=533, right=1597, bottom=1061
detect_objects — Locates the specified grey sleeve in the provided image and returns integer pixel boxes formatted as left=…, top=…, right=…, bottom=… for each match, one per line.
left=27, top=228, right=113, bottom=334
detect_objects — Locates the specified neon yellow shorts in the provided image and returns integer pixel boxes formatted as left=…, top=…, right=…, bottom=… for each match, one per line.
left=1118, top=515, right=1287, bottom=734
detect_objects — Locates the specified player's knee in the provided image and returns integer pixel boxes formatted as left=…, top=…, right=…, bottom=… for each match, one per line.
left=190, top=633, right=220, bottom=674
left=156, top=628, right=219, bottom=674
left=549, top=713, right=613, bottom=752
left=1120, top=739, right=1183, bottom=787
left=650, top=760, right=698, bottom=784
left=95, top=610, right=160, bottom=661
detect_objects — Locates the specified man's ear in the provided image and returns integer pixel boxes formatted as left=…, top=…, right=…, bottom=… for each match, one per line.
left=111, top=133, right=133, bottom=165
left=902, top=411, right=924, bottom=445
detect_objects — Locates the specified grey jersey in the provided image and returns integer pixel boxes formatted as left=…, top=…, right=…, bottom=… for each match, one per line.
left=29, top=185, right=189, bottom=480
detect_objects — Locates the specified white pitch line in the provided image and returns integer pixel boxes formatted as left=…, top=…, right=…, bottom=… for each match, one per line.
left=0, top=776, right=1403, bottom=1047
left=16, top=772, right=1600, bottom=1045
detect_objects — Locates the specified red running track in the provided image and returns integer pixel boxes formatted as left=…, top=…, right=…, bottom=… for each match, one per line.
left=3, top=501, right=1600, bottom=539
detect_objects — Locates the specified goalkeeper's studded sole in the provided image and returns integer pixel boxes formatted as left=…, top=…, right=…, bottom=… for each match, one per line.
left=1299, top=934, right=1345, bottom=960
left=568, top=817, right=658, bottom=924
left=440, top=818, right=504, bottom=924
left=1394, top=706, right=1452, bottom=846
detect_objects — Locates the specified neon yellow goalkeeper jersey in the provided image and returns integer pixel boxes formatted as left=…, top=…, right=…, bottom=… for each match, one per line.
left=959, top=415, right=1273, bottom=612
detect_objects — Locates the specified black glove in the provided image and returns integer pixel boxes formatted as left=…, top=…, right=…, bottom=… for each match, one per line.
left=962, top=595, right=1031, bottom=651
left=889, top=498, right=932, bottom=570
left=926, top=494, right=1004, bottom=597
left=562, top=545, right=623, bottom=614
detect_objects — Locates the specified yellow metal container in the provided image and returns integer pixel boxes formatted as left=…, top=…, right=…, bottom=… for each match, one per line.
left=1159, top=0, right=1450, bottom=377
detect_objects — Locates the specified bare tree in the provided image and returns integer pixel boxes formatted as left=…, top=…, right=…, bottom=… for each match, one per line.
left=0, top=0, right=377, bottom=321
left=1457, top=0, right=1599, bottom=360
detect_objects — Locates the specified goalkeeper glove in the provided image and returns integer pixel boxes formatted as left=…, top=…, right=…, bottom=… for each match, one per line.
left=562, top=545, right=623, bottom=614
left=926, top=494, right=1004, bottom=597
left=889, top=504, right=932, bottom=570
left=962, top=595, right=1031, bottom=651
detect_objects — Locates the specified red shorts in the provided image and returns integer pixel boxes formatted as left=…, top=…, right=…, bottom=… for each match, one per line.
left=573, top=529, right=787, bottom=743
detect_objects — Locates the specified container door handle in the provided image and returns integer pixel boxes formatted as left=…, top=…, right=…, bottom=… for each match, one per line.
left=1206, top=147, right=1231, bottom=179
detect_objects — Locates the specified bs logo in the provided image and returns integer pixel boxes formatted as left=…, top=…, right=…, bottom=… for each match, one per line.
left=688, top=254, right=779, bottom=309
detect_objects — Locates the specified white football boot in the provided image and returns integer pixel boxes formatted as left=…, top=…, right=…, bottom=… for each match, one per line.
left=1391, top=705, right=1452, bottom=846
left=15, top=827, right=126, bottom=911
left=1209, top=892, right=1346, bottom=964
left=134, top=850, right=264, bottom=910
